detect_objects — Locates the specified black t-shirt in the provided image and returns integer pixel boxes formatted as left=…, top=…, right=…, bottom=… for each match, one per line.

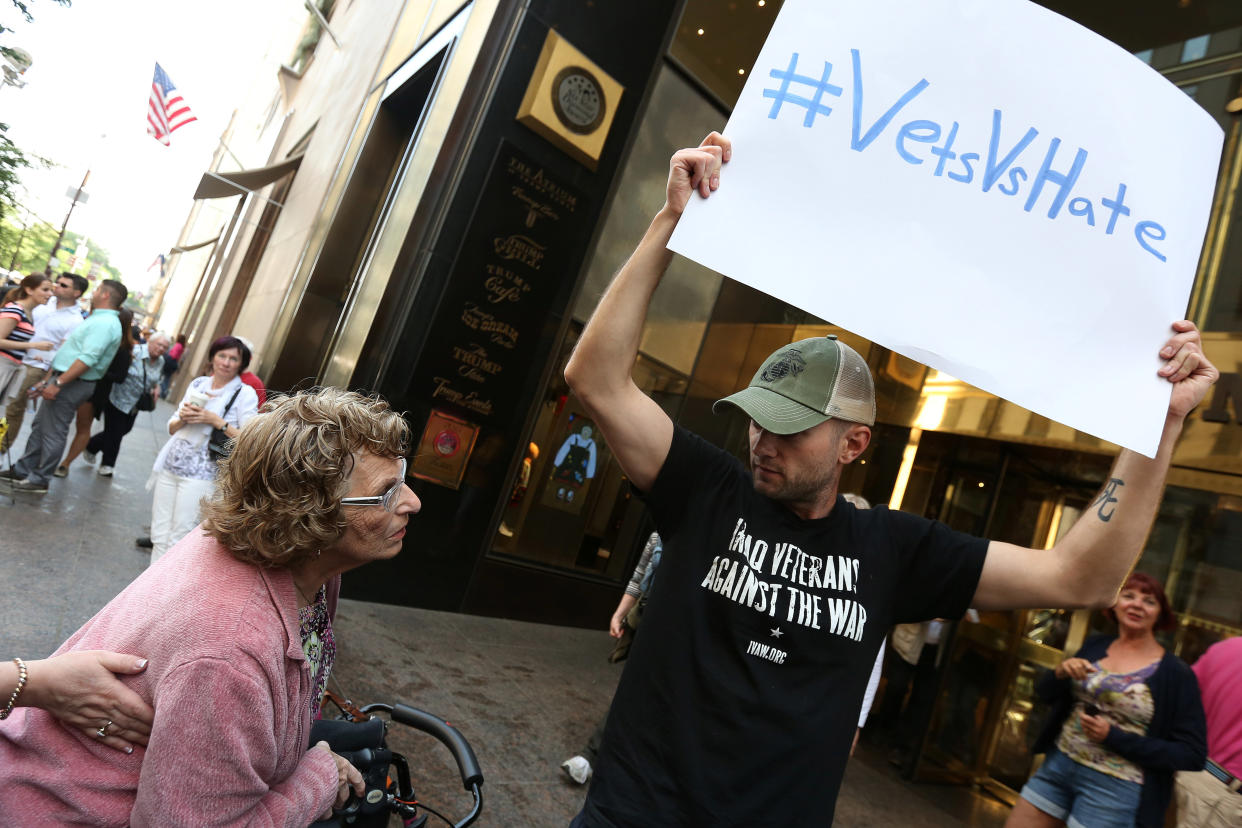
left=581, top=427, right=988, bottom=827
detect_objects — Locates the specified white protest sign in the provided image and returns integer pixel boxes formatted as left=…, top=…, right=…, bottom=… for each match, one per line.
left=667, top=0, right=1222, bottom=457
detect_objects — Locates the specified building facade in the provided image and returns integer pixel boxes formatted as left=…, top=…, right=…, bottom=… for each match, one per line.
left=156, top=0, right=1242, bottom=800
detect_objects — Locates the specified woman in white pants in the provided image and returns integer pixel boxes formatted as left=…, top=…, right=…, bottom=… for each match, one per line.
left=148, top=336, right=259, bottom=564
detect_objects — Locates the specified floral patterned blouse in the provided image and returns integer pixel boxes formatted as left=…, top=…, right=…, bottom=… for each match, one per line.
left=1056, top=658, right=1160, bottom=782
left=298, top=584, right=336, bottom=720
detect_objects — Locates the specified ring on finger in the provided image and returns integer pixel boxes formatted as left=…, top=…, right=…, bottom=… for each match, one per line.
left=95, top=720, right=113, bottom=738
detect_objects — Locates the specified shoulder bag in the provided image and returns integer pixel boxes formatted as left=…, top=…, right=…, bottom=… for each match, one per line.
left=134, top=360, right=156, bottom=412
left=207, top=386, right=243, bottom=463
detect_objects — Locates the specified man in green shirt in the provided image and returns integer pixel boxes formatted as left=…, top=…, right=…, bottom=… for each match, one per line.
left=2, top=280, right=127, bottom=493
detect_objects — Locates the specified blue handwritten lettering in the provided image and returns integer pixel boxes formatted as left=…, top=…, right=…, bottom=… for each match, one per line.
left=760, top=50, right=1172, bottom=262
left=998, top=167, right=1027, bottom=196
left=981, top=110, right=1038, bottom=193
left=1135, top=221, right=1167, bottom=262
left=1024, top=138, right=1088, bottom=219
left=931, top=121, right=959, bottom=177
left=949, top=152, right=977, bottom=184
left=849, top=48, right=929, bottom=152
left=1101, top=182, right=1130, bottom=235
left=896, top=120, right=941, bottom=165
left=764, top=53, right=843, bottom=127
left=1068, top=197, right=1096, bottom=226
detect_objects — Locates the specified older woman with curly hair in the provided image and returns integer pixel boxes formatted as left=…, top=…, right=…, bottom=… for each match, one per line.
left=0, top=388, right=420, bottom=826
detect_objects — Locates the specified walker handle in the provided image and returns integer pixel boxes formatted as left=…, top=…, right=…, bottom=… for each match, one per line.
left=363, top=702, right=484, bottom=790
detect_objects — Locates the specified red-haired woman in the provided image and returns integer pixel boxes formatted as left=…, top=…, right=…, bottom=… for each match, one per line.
left=1006, top=572, right=1206, bottom=828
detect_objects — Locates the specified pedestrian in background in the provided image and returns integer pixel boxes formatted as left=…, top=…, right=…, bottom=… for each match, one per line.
left=235, top=335, right=267, bottom=406
left=1007, top=572, right=1206, bottom=828
left=159, top=333, right=185, bottom=399
left=147, top=335, right=258, bottom=564
left=561, top=531, right=664, bottom=786
left=877, top=618, right=951, bottom=775
left=1175, top=636, right=1242, bottom=828
left=0, top=275, right=53, bottom=413
left=58, top=307, right=133, bottom=476
left=2, top=273, right=85, bottom=452
left=84, top=332, right=169, bottom=477
left=840, top=493, right=884, bottom=759
left=0, top=279, right=126, bottom=495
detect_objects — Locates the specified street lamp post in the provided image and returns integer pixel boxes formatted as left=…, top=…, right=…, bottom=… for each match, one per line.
left=47, top=168, right=90, bottom=272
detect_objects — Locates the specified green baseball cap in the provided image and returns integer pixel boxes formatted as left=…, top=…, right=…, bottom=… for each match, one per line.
left=713, top=336, right=876, bottom=434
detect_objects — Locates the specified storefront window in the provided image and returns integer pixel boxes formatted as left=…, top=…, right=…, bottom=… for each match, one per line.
left=572, top=66, right=725, bottom=377
left=1153, top=25, right=1242, bottom=332
left=1084, top=485, right=1242, bottom=662
left=669, top=0, right=784, bottom=107
left=489, top=324, right=688, bottom=579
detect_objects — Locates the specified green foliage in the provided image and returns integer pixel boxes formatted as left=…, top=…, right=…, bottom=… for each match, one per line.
left=0, top=124, right=32, bottom=223
left=3, top=1, right=72, bottom=52
left=0, top=215, right=122, bottom=285
left=0, top=1, right=141, bottom=307
left=5, top=0, right=71, bottom=26
left=0, top=214, right=55, bottom=273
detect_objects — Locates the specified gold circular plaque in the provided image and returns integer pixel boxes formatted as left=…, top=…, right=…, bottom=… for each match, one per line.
left=551, top=66, right=606, bottom=135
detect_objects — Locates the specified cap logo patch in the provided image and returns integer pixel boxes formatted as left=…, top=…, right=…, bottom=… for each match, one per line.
left=761, top=348, right=807, bottom=382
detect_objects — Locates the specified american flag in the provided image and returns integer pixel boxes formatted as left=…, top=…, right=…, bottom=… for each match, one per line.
left=146, top=63, right=197, bottom=146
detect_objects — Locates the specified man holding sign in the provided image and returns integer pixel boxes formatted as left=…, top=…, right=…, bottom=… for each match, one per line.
left=563, top=133, right=1217, bottom=826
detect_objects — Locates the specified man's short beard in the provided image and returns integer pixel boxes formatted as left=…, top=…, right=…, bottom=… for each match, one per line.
left=749, top=419, right=849, bottom=506
left=753, top=462, right=841, bottom=505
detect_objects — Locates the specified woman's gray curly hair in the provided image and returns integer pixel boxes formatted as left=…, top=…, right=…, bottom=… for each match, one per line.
left=202, top=388, right=410, bottom=569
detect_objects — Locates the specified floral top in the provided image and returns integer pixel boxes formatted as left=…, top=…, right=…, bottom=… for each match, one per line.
left=159, top=376, right=259, bottom=481
left=1056, top=658, right=1160, bottom=782
left=298, top=584, right=336, bottom=719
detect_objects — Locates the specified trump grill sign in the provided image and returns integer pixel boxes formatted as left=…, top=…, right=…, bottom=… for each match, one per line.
left=668, top=0, right=1223, bottom=458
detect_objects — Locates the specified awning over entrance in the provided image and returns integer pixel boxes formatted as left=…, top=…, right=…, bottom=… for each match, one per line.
left=192, top=154, right=304, bottom=200
left=171, top=235, right=220, bottom=254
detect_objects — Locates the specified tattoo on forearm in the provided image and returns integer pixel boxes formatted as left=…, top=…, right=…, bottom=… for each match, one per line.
left=1093, top=478, right=1124, bottom=522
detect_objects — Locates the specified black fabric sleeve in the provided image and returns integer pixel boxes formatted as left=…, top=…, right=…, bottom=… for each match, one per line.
left=1034, top=636, right=1109, bottom=702
left=1035, top=667, right=1072, bottom=704
left=643, top=426, right=744, bottom=537
left=884, top=509, right=988, bottom=624
left=1102, top=659, right=1207, bottom=772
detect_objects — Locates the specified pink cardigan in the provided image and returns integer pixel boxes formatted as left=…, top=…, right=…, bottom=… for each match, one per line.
left=0, top=527, right=339, bottom=826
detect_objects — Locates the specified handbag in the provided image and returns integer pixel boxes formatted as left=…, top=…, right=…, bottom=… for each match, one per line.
left=207, top=387, right=243, bottom=463
left=134, top=361, right=156, bottom=412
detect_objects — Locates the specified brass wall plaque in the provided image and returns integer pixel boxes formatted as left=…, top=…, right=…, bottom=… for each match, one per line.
left=516, top=30, right=624, bottom=171
left=411, top=409, right=480, bottom=490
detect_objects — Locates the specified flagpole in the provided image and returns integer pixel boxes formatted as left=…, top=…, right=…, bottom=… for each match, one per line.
left=218, top=139, right=245, bottom=170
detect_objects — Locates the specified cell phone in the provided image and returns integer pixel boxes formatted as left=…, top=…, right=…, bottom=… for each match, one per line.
left=1083, top=703, right=1100, bottom=717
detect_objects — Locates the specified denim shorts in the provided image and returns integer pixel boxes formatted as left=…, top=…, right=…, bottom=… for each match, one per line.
left=1021, top=748, right=1141, bottom=828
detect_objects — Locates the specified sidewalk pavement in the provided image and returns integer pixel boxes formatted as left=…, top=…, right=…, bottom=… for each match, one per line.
left=0, top=398, right=1010, bottom=827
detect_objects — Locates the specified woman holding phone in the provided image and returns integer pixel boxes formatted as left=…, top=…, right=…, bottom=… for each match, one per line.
left=147, top=335, right=259, bottom=565
left=1005, top=572, right=1207, bottom=828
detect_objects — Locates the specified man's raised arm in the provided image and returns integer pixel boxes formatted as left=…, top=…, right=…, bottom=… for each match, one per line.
left=972, top=320, right=1218, bottom=611
left=564, top=133, right=731, bottom=491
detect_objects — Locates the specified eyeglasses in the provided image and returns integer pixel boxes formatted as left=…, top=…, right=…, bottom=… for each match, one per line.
left=340, top=458, right=408, bottom=513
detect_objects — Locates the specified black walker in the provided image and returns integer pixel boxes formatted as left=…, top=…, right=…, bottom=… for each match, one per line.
left=309, top=691, right=484, bottom=828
